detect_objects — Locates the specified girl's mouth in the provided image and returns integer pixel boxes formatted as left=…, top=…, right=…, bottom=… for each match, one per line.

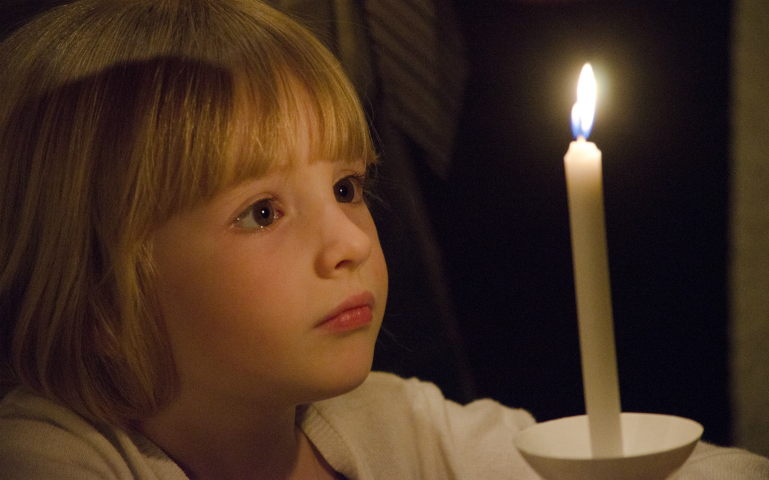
left=317, top=291, right=374, bottom=332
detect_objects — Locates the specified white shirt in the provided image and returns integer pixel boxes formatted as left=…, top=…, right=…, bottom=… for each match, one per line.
left=0, top=372, right=767, bottom=479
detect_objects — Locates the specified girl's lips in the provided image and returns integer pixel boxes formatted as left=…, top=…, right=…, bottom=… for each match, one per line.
left=318, top=291, right=375, bottom=332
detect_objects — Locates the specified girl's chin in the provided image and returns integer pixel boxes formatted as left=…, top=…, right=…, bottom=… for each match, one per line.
left=301, top=356, right=375, bottom=403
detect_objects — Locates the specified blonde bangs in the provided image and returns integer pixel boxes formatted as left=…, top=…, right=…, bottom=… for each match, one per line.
left=193, top=15, right=377, bottom=201
left=144, top=2, right=377, bottom=219
left=227, top=65, right=377, bottom=184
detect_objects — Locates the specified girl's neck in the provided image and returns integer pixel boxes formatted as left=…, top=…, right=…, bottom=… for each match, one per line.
left=138, top=393, right=336, bottom=479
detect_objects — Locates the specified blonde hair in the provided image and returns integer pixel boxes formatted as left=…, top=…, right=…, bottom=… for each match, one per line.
left=0, top=0, right=375, bottom=426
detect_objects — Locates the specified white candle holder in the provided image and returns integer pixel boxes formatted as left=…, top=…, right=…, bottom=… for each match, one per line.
left=514, top=412, right=703, bottom=480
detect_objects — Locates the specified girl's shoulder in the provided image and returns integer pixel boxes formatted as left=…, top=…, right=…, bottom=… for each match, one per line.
left=299, top=372, right=541, bottom=480
left=0, top=389, right=186, bottom=480
left=311, top=371, right=536, bottom=430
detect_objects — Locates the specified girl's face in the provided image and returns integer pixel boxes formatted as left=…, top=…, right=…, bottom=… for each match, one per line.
left=150, top=151, right=388, bottom=407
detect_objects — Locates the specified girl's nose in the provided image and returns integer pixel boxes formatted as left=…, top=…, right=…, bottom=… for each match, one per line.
left=314, top=203, right=373, bottom=278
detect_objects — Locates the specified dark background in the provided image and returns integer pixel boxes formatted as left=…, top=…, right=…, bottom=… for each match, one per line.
left=1, top=0, right=733, bottom=445
left=375, top=0, right=732, bottom=446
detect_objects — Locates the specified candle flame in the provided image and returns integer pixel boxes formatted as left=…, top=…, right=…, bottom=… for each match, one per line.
left=571, top=63, right=597, bottom=139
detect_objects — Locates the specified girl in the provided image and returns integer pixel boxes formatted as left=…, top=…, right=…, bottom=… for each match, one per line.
left=0, top=0, right=766, bottom=479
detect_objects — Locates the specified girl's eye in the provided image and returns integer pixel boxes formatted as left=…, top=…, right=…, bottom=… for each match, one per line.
left=334, top=174, right=366, bottom=204
left=234, top=199, right=281, bottom=230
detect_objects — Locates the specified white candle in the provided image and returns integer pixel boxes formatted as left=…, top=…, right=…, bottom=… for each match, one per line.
left=564, top=63, right=623, bottom=457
